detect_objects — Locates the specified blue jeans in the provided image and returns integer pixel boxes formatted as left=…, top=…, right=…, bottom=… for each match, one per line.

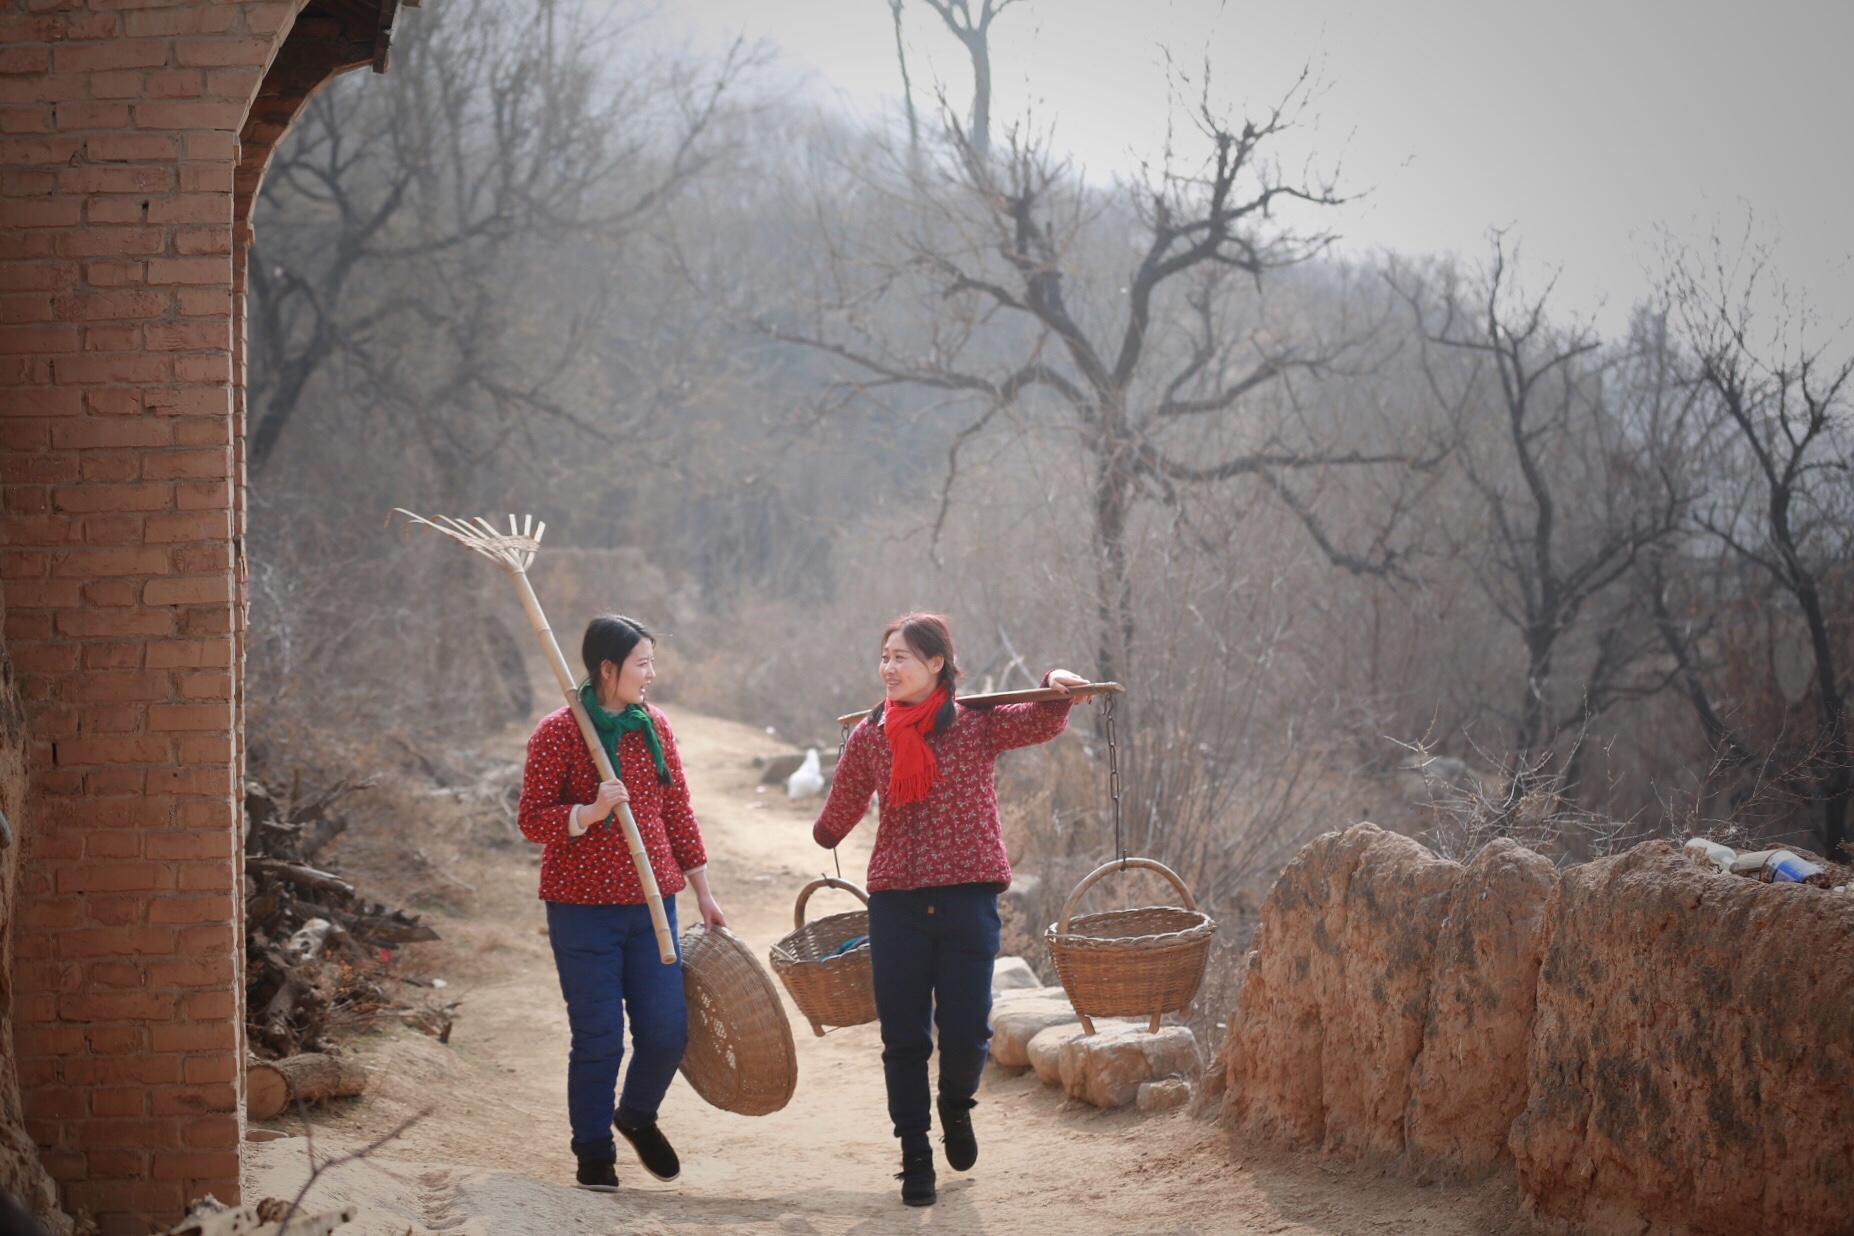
left=867, top=884, right=1001, bottom=1155
left=546, top=899, right=688, bottom=1163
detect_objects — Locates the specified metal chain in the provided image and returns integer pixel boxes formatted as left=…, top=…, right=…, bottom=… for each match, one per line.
left=1104, top=691, right=1124, bottom=869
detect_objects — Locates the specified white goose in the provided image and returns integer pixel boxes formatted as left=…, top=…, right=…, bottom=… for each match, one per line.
left=786, top=747, right=826, bottom=801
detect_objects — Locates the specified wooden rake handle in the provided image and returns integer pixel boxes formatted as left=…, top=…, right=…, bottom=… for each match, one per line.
left=835, top=681, right=1122, bottom=729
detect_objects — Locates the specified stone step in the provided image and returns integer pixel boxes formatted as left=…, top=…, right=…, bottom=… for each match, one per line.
left=1137, top=1077, right=1193, bottom=1113
left=990, top=955, right=1040, bottom=992
left=1057, top=1024, right=1203, bottom=1109
left=1027, top=1021, right=1089, bottom=1085
left=989, top=986, right=1083, bottom=1068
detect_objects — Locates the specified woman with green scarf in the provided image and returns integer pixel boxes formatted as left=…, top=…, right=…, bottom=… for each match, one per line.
left=517, top=614, right=726, bottom=1193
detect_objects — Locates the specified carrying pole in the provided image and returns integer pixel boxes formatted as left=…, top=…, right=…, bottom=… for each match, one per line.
left=836, top=681, right=1123, bottom=729
left=393, top=511, right=676, bottom=964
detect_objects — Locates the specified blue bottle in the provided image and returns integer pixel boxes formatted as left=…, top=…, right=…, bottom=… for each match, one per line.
left=1762, top=851, right=1826, bottom=884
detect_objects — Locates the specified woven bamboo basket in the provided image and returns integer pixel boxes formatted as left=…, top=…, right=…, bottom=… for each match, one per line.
left=1044, top=857, right=1216, bottom=1034
left=768, top=877, right=877, bottom=1037
left=678, top=924, right=797, bottom=1116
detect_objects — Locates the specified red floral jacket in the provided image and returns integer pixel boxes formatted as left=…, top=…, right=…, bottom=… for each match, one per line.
left=813, top=693, right=1072, bottom=891
left=518, top=704, right=707, bottom=904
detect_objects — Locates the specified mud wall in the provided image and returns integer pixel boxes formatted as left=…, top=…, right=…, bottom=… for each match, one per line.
left=0, top=615, right=68, bottom=1233
left=1221, top=824, right=1854, bottom=1235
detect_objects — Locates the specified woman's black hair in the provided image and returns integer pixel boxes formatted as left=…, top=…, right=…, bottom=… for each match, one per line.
left=582, top=614, right=654, bottom=687
left=868, top=612, right=960, bottom=735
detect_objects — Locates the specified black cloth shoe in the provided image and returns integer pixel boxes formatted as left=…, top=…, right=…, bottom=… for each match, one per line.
left=896, top=1149, right=937, bottom=1207
left=574, top=1159, right=619, bottom=1193
left=938, top=1096, right=977, bottom=1171
left=615, top=1114, right=681, bottom=1182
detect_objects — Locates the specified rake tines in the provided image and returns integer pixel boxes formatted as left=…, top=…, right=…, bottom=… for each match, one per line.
left=389, top=509, right=546, bottom=577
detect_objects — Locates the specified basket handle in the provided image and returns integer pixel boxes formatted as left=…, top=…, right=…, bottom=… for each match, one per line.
left=794, top=876, right=869, bottom=930
left=1056, top=857, right=1196, bottom=934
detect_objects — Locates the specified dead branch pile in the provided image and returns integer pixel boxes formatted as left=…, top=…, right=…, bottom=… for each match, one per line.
left=245, top=774, right=442, bottom=1059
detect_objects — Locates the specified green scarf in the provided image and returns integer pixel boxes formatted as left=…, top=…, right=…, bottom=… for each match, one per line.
left=578, top=680, right=671, bottom=785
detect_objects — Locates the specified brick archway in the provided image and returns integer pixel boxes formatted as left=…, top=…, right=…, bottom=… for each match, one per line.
left=0, top=2, right=408, bottom=1229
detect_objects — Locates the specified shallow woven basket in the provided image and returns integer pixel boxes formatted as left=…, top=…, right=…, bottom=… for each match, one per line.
left=678, top=924, right=797, bottom=1116
left=1044, top=857, right=1216, bottom=1034
left=768, top=877, right=877, bottom=1037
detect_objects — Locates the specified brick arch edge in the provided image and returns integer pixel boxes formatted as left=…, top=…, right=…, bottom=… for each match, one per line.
left=0, top=2, right=405, bottom=1231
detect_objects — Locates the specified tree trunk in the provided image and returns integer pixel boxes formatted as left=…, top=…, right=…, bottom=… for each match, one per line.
left=1516, top=627, right=1554, bottom=764
left=1795, top=575, right=1850, bottom=857
left=247, top=324, right=336, bottom=477
left=889, top=0, right=921, bottom=171
left=1768, top=464, right=1848, bottom=857
left=967, top=37, right=991, bottom=162
left=1092, top=449, right=1135, bottom=696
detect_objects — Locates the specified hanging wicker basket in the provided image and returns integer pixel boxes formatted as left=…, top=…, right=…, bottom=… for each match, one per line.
left=768, top=877, right=877, bottom=1037
left=678, top=924, right=797, bottom=1116
left=1044, top=857, right=1216, bottom=1034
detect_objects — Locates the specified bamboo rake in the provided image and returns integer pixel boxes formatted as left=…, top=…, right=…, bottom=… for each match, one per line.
left=391, top=510, right=676, bottom=965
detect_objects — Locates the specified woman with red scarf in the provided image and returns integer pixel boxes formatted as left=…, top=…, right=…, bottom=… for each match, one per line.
left=812, top=613, right=1084, bottom=1207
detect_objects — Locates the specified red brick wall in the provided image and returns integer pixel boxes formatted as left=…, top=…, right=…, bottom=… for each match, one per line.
left=0, top=3, right=302, bottom=1230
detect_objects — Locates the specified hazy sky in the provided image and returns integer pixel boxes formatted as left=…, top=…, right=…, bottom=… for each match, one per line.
left=651, top=0, right=1853, bottom=337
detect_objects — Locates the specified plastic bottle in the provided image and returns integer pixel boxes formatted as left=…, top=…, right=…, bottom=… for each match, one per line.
left=1760, top=851, right=1829, bottom=886
left=1730, top=849, right=1777, bottom=877
left=1683, top=837, right=1736, bottom=875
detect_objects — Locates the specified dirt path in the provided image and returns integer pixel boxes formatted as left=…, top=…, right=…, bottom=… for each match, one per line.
left=245, top=708, right=1526, bottom=1235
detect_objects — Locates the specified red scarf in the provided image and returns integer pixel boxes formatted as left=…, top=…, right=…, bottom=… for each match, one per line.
left=883, top=686, right=947, bottom=806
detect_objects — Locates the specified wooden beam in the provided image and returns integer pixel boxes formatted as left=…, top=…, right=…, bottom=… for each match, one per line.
left=836, top=682, right=1123, bottom=729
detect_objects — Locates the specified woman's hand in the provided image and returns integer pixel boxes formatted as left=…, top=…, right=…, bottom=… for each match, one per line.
left=587, top=778, right=630, bottom=822
left=685, top=867, right=727, bottom=929
left=696, top=894, right=728, bottom=930
left=568, top=779, right=629, bottom=838
left=1046, top=668, right=1088, bottom=696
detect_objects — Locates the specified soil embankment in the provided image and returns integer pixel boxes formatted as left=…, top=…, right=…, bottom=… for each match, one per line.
left=1225, top=823, right=1854, bottom=1235
left=245, top=710, right=1524, bottom=1235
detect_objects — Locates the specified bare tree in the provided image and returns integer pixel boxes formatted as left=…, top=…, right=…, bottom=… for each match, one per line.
left=1395, top=241, right=1690, bottom=779
left=758, top=79, right=1418, bottom=691
left=250, top=0, right=751, bottom=481
left=1663, top=239, right=1853, bottom=855
left=246, top=0, right=760, bottom=739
